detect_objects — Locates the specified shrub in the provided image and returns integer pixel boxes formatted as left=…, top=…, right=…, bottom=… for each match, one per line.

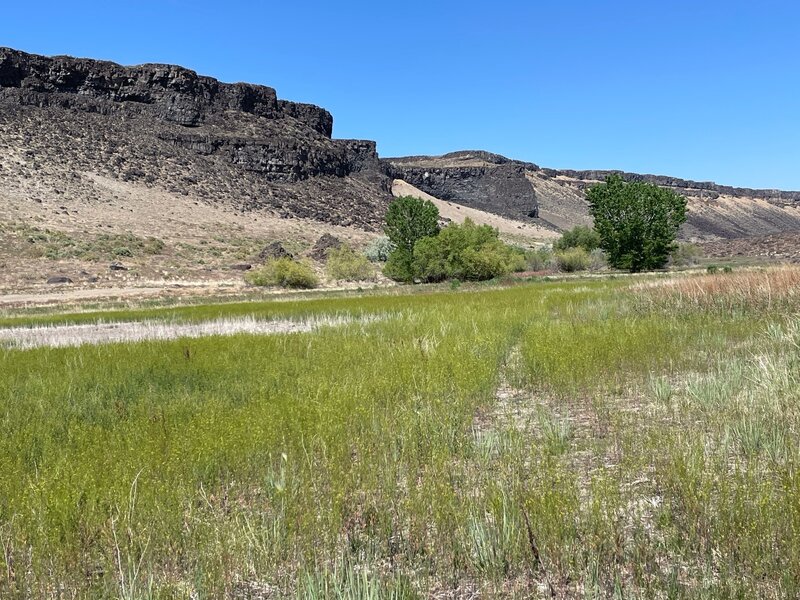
left=460, top=243, right=522, bottom=280
left=325, top=245, right=375, bottom=281
left=113, top=246, right=133, bottom=257
left=555, top=247, right=591, bottom=272
left=411, top=219, right=524, bottom=282
left=670, top=242, right=704, bottom=267
left=589, top=248, right=607, bottom=270
left=364, top=236, right=395, bottom=262
left=143, top=237, right=166, bottom=255
left=553, top=225, right=601, bottom=253
left=525, top=246, right=556, bottom=272
left=383, top=247, right=415, bottom=282
left=246, top=258, right=319, bottom=289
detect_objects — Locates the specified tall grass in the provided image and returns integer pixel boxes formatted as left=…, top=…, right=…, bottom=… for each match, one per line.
left=636, top=265, right=800, bottom=313
left=1, top=274, right=799, bottom=596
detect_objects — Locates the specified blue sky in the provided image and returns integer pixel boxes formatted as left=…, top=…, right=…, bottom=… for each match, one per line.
left=3, top=1, right=799, bottom=189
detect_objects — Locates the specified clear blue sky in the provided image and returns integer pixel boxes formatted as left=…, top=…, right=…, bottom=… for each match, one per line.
left=3, top=1, right=799, bottom=189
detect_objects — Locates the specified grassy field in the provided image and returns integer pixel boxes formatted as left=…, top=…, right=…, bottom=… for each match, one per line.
left=1, top=269, right=798, bottom=598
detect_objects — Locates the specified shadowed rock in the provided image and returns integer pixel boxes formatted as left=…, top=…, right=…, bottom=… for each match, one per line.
left=310, top=234, right=343, bottom=261
left=259, top=242, right=292, bottom=261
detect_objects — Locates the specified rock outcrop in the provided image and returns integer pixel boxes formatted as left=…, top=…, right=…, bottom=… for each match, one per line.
left=0, top=47, right=332, bottom=133
left=389, top=151, right=541, bottom=222
left=388, top=151, right=800, bottom=240
left=0, top=48, right=392, bottom=229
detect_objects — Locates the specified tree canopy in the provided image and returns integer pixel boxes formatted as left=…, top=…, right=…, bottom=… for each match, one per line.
left=382, top=196, right=440, bottom=281
left=587, top=174, right=687, bottom=272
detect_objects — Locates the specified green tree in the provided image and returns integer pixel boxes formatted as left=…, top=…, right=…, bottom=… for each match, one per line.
left=587, top=174, right=687, bottom=272
left=553, top=225, right=601, bottom=253
left=383, top=196, right=440, bottom=281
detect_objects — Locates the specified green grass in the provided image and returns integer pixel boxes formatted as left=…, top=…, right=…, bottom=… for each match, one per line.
left=2, top=223, right=166, bottom=261
left=0, top=274, right=798, bottom=597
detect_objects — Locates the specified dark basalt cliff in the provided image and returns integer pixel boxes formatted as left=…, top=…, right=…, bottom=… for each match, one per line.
left=0, top=47, right=333, bottom=133
left=389, top=151, right=542, bottom=221
left=0, top=48, right=392, bottom=228
left=542, top=168, right=800, bottom=203
left=388, top=151, right=800, bottom=240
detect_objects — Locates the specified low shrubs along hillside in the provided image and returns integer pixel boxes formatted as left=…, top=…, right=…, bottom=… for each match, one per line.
left=246, top=257, right=319, bottom=289
left=364, top=236, right=395, bottom=263
left=405, top=219, right=526, bottom=282
left=325, top=245, right=375, bottom=282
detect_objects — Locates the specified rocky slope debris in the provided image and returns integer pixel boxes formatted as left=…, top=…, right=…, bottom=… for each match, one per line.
left=0, top=47, right=393, bottom=229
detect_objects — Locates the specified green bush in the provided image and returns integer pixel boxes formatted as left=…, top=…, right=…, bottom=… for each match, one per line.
left=364, top=236, right=395, bottom=262
left=112, top=246, right=133, bottom=257
left=325, top=245, right=375, bottom=281
left=246, top=258, right=319, bottom=289
left=383, top=247, right=415, bottom=282
left=143, top=237, right=166, bottom=255
left=525, top=246, right=556, bottom=271
left=670, top=242, right=704, bottom=267
left=589, top=248, right=607, bottom=270
left=411, top=219, right=525, bottom=282
left=555, top=247, right=591, bottom=272
left=553, top=225, right=601, bottom=253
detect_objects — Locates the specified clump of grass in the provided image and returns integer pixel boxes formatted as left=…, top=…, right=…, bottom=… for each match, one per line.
left=464, top=491, right=524, bottom=579
left=536, top=407, right=572, bottom=455
left=299, top=559, right=418, bottom=599
left=247, top=257, right=319, bottom=289
left=649, top=376, right=673, bottom=406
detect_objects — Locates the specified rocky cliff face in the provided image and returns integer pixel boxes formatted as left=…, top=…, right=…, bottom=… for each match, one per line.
left=389, top=151, right=542, bottom=222
left=388, top=151, right=800, bottom=240
left=0, top=48, right=392, bottom=229
left=541, top=168, right=800, bottom=203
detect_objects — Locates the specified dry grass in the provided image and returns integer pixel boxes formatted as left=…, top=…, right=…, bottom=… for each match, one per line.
left=635, top=265, right=800, bottom=312
left=0, top=314, right=385, bottom=349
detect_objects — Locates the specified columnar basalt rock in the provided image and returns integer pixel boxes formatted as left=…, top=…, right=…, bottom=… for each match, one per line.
left=0, top=47, right=392, bottom=229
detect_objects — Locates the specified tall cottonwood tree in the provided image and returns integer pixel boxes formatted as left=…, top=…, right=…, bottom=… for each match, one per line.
left=383, top=196, right=439, bottom=281
left=587, top=174, right=687, bottom=272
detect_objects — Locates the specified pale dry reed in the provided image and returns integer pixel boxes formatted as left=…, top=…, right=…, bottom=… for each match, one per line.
left=636, top=266, right=800, bottom=311
left=0, top=314, right=382, bottom=350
